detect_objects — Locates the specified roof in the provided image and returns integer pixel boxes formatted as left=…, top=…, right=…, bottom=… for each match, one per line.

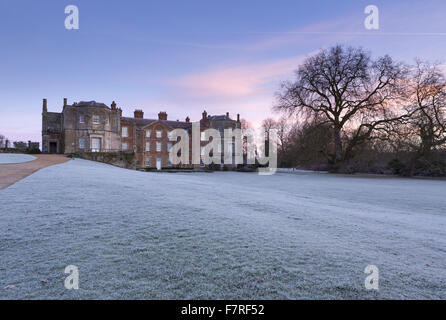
left=208, top=115, right=233, bottom=121
left=73, top=101, right=109, bottom=108
left=120, top=117, right=155, bottom=126
left=120, top=117, right=192, bottom=129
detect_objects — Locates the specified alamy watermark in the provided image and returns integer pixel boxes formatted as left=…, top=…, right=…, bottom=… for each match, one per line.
left=364, top=5, right=379, bottom=30
left=364, top=265, right=379, bottom=290
left=167, top=124, right=278, bottom=175
left=64, top=265, right=79, bottom=290
left=64, top=5, right=379, bottom=32
left=65, top=5, right=79, bottom=30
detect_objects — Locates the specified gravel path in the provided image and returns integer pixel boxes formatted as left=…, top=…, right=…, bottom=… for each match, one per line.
left=0, top=154, right=70, bottom=189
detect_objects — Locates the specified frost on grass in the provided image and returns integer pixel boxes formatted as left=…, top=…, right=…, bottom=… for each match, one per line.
left=0, top=154, right=36, bottom=164
left=0, top=159, right=445, bottom=299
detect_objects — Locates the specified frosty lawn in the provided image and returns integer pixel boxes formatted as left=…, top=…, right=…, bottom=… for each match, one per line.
left=0, top=154, right=36, bottom=164
left=0, top=159, right=445, bottom=299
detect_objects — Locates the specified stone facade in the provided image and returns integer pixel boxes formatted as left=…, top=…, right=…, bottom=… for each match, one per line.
left=42, top=98, right=242, bottom=169
left=42, top=99, right=64, bottom=154
left=42, top=99, right=121, bottom=154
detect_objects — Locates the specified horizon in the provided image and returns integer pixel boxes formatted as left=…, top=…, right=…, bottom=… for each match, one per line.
left=1, top=0, right=446, bottom=145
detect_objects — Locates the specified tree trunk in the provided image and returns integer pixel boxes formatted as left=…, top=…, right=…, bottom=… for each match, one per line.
left=333, top=126, right=343, bottom=164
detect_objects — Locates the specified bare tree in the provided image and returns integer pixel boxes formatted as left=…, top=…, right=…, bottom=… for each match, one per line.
left=261, top=118, right=278, bottom=158
left=284, top=117, right=333, bottom=168
left=261, top=118, right=277, bottom=139
left=240, top=118, right=253, bottom=162
left=276, top=116, right=290, bottom=155
left=275, top=45, right=409, bottom=166
left=402, top=60, right=446, bottom=173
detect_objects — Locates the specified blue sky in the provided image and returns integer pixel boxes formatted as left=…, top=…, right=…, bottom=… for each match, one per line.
left=1, top=0, right=446, bottom=143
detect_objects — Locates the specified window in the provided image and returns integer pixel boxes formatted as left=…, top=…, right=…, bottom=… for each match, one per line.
left=122, top=142, right=128, bottom=150
left=167, top=157, right=172, bottom=167
left=167, top=142, right=172, bottom=153
left=145, top=157, right=151, bottom=167
left=156, top=142, right=162, bottom=152
left=201, top=146, right=205, bottom=156
left=146, top=130, right=151, bottom=138
left=79, top=138, right=85, bottom=149
left=92, top=115, right=100, bottom=124
left=145, top=142, right=150, bottom=152
left=156, top=130, right=162, bottom=138
left=217, top=143, right=222, bottom=153
left=122, top=126, right=128, bottom=137
left=79, top=115, right=85, bottom=124
left=91, top=138, right=101, bottom=152
left=105, top=118, right=110, bottom=125
left=201, top=131, right=206, bottom=141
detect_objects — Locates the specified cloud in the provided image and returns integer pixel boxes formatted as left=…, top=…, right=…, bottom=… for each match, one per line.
left=172, top=55, right=305, bottom=99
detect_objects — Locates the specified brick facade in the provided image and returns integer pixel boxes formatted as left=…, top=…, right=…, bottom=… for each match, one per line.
left=42, top=98, right=242, bottom=169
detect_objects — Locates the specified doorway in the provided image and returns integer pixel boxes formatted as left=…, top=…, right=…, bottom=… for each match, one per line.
left=49, top=142, right=57, bottom=154
left=156, top=157, right=162, bottom=170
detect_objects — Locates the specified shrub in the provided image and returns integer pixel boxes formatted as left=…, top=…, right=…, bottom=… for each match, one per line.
left=387, top=158, right=407, bottom=175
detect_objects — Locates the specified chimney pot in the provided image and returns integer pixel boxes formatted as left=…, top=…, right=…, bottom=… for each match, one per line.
left=43, top=98, right=47, bottom=112
left=226, top=112, right=229, bottom=118
left=237, top=114, right=240, bottom=122
left=134, top=109, right=144, bottom=119
left=63, top=98, right=67, bottom=106
left=202, top=110, right=207, bottom=120
left=185, top=116, right=190, bottom=123
left=158, top=111, right=168, bottom=120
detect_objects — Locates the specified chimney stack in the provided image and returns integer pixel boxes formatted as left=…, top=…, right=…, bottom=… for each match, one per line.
left=111, top=101, right=117, bottom=110
left=43, top=98, right=47, bottom=113
left=185, top=116, right=190, bottom=123
left=63, top=98, right=67, bottom=106
left=237, top=114, right=240, bottom=122
left=134, top=109, right=144, bottom=119
left=158, top=111, right=168, bottom=120
left=226, top=112, right=229, bottom=118
left=202, top=110, right=207, bottom=120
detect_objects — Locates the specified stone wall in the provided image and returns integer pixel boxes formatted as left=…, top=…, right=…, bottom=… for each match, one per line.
left=42, top=111, right=64, bottom=153
left=71, top=151, right=136, bottom=169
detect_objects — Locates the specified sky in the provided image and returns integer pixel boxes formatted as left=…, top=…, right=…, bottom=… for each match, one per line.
left=1, top=0, right=446, bottom=144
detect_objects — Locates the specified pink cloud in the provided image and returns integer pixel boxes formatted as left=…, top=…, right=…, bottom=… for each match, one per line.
left=173, top=55, right=305, bottom=99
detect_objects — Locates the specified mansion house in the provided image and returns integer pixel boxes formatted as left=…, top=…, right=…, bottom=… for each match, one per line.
left=42, top=98, right=242, bottom=169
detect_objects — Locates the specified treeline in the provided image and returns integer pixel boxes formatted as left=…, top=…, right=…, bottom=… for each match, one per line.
left=266, top=45, right=446, bottom=177
left=0, top=134, right=40, bottom=154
